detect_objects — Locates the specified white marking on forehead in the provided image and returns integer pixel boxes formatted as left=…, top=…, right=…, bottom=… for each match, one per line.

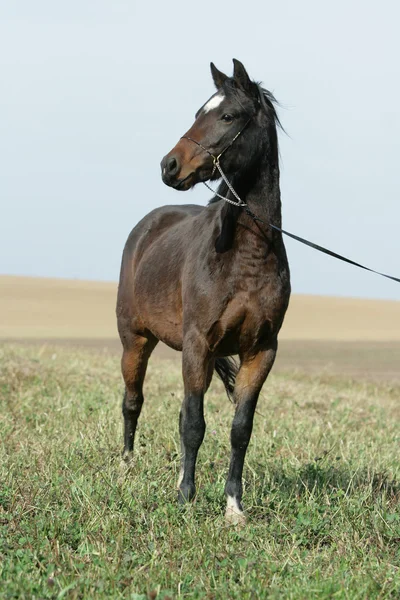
left=202, top=92, right=225, bottom=114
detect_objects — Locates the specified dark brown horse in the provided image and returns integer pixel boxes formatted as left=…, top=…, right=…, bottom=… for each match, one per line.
left=117, top=59, right=290, bottom=524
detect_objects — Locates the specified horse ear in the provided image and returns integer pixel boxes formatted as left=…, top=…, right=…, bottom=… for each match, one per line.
left=210, top=62, right=229, bottom=89
left=232, top=58, right=253, bottom=93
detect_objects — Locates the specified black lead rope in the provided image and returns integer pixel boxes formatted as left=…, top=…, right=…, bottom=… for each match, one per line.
left=181, top=122, right=400, bottom=284
left=245, top=207, right=400, bottom=284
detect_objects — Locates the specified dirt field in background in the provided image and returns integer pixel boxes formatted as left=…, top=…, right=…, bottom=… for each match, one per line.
left=1, top=275, right=400, bottom=341
left=1, top=275, right=399, bottom=382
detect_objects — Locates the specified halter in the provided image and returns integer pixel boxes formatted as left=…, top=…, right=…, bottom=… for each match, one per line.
left=180, top=118, right=251, bottom=207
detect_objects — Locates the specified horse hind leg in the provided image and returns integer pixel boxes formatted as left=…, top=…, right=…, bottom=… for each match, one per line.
left=121, top=333, right=158, bottom=463
left=225, top=341, right=277, bottom=525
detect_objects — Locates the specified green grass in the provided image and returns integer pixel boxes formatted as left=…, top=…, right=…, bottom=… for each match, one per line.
left=1, top=343, right=399, bottom=599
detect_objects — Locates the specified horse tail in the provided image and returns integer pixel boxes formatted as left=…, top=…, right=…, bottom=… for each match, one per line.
left=214, top=357, right=238, bottom=402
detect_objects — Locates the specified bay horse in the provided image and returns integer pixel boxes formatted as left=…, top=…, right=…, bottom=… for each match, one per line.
left=117, top=59, right=290, bottom=524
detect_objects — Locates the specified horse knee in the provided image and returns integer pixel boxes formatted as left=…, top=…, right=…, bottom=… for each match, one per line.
left=123, top=392, right=143, bottom=415
left=178, top=481, right=196, bottom=504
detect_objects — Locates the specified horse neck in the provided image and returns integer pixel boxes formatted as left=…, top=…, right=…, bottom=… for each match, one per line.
left=213, top=153, right=282, bottom=254
left=220, top=148, right=282, bottom=231
left=241, top=160, right=282, bottom=229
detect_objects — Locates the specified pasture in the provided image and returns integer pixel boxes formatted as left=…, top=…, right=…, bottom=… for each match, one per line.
left=1, top=341, right=399, bottom=599
left=1, top=276, right=399, bottom=597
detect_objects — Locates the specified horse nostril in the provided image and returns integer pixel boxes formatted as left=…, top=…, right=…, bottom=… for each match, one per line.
left=167, top=156, right=179, bottom=176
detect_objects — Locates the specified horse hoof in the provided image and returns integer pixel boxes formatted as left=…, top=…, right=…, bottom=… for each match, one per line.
left=121, top=449, right=134, bottom=465
left=225, top=507, right=246, bottom=526
left=118, top=452, right=134, bottom=483
left=178, top=484, right=196, bottom=505
left=225, top=496, right=246, bottom=526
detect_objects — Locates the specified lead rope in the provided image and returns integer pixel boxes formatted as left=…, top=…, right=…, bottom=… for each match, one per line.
left=214, top=161, right=400, bottom=283
left=181, top=127, right=400, bottom=283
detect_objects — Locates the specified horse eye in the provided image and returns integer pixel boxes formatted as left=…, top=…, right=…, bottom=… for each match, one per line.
left=221, top=114, right=234, bottom=123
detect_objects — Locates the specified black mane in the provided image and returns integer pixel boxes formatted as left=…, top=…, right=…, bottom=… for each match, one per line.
left=258, top=85, right=283, bottom=131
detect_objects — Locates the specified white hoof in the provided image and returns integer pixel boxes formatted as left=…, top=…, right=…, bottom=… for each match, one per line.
left=225, top=496, right=246, bottom=526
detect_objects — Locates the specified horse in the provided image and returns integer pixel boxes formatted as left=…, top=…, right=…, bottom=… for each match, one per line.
left=116, top=59, right=290, bottom=524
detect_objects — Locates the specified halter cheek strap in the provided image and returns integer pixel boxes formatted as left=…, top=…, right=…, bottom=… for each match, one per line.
left=180, top=118, right=252, bottom=207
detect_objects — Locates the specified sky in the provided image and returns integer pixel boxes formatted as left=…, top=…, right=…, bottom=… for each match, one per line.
left=1, top=0, right=399, bottom=300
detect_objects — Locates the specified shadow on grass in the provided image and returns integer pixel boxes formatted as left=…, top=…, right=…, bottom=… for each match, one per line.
left=232, top=461, right=400, bottom=550
left=249, top=459, right=400, bottom=507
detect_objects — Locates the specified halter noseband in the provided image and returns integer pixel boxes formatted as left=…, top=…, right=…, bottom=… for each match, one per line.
left=180, top=118, right=251, bottom=207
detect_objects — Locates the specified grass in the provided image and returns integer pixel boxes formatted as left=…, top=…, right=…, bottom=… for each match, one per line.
left=1, top=343, right=399, bottom=599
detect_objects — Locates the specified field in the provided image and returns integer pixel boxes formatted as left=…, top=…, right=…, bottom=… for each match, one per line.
left=2, top=275, right=400, bottom=342
left=1, top=343, right=399, bottom=599
left=1, top=277, right=400, bottom=598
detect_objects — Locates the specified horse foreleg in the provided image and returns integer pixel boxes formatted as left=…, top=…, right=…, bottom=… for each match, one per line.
left=121, top=333, right=158, bottom=463
left=178, top=334, right=209, bottom=503
left=225, top=341, right=277, bottom=525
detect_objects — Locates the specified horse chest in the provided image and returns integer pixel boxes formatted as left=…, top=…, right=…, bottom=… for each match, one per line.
left=202, top=246, right=289, bottom=354
left=206, top=284, right=286, bottom=355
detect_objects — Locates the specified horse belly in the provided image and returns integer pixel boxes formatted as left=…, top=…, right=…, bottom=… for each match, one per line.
left=132, top=242, right=184, bottom=351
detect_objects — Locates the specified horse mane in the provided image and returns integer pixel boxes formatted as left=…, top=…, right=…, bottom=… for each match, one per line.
left=257, top=85, right=284, bottom=132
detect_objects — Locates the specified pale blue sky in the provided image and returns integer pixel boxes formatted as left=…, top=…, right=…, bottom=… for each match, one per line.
left=1, top=0, right=399, bottom=300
